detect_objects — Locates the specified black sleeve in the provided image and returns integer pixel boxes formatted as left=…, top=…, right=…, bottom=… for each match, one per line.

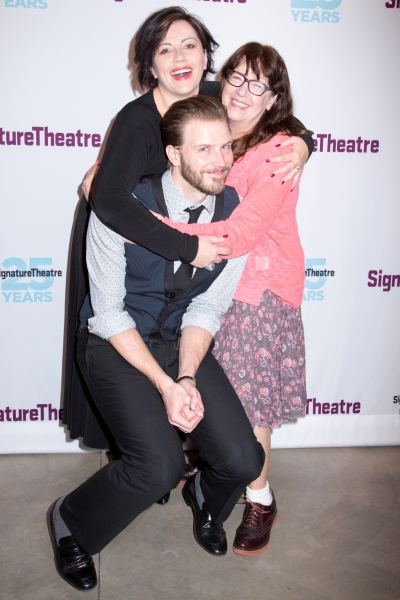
left=91, top=103, right=198, bottom=264
left=293, top=116, right=314, bottom=160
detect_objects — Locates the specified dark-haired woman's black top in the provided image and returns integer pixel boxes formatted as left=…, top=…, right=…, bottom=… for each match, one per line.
left=91, top=82, right=313, bottom=258
left=63, top=81, right=313, bottom=448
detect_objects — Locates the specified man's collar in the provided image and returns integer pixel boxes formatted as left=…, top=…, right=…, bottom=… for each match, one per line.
left=161, top=169, right=215, bottom=214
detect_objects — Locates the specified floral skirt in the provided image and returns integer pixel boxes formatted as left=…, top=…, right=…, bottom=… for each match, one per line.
left=213, top=289, right=307, bottom=429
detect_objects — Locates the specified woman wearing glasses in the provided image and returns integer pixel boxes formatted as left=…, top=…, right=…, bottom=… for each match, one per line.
left=162, top=42, right=310, bottom=556
left=66, top=6, right=313, bottom=450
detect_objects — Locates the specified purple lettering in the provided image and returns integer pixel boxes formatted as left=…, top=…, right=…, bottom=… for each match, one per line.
left=322, top=403, right=330, bottom=414
left=371, top=140, right=379, bottom=153
left=37, top=404, right=47, bottom=420
left=48, top=404, right=58, bottom=420
left=331, top=403, right=338, bottom=414
left=32, top=127, right=43, bottom=145
left=92, top=134, right=101, bottom=148
left=13, top=409, right=22, bottom=421
left=317, top=134, right=327, bottom=152
left=313, top=398, right=321, bottom=414
left=5, top=407, right=12, bottom=422
left=76, top=129, right=83, bottom=147
left=327, top=134, right=336, bottom=152
left=44, top=127, right=54, bottom=146
left=353, top=402, right=361, bottom=414
left=368, top=270, right=377, bottom=287
left=337, top=139, right=345, bottom=152
left=356, top=136, right=363, bottom=153
left=6, top=131, right=16, bottom=146
left=65, top=133, right=75, bottom=147
left=55, top=132, right=64, bottom=146
left=339, top=399, right=346, bottom=414
left=346, top=139, right=355, bottom=152
left=30, top=409, right=38, bottom=421
left=24, top=132, right=34, bottom=145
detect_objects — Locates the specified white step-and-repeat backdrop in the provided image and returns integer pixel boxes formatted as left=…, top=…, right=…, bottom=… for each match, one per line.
left=1, top=0, right=399, bottom=453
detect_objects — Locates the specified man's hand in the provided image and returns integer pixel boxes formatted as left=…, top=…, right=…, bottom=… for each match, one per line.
left=268, top=137, right=308, bottom=190
left=161, top=379, right=203, bottom=433
left=191, top=236, right=232, bottom=268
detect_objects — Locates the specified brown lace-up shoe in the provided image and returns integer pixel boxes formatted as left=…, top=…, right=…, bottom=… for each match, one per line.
left=233, top=491, right=277, bottom=556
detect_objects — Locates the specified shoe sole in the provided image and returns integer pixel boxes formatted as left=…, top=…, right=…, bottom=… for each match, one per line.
left=232, top=515, right=278, bottom=557
left=46, top=500, right=97, bottom=592
left=182, top=484, right=226, bottom=557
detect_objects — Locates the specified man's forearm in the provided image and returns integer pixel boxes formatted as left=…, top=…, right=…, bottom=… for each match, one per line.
left=108, top=328, right=172, bottom=394
left=178, top=326, right=213, bottom=379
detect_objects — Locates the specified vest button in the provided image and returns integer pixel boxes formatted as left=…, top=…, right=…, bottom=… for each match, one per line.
left=166, top=293, right=171, bottom=298
left=148, top=341, right=153, bottom=347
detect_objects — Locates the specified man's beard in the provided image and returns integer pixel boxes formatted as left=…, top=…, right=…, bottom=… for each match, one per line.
left=180, top=157, right=231, bottom=196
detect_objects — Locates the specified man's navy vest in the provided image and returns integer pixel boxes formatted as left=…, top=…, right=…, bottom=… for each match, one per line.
left=81, top=177, right=240, bottom=343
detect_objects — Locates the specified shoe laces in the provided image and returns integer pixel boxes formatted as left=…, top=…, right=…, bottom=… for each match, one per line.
left=239, top=496, right=272, bottom=526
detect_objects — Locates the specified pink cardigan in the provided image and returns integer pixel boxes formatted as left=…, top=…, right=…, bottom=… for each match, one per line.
left=164, top=133, right=305, bottom=308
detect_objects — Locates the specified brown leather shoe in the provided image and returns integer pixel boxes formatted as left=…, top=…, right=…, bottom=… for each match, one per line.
left=233, top=491, right=277, bottom=556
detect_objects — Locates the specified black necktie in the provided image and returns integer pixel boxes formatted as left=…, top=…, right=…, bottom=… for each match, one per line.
left=174, top=205, right=205, bottom=293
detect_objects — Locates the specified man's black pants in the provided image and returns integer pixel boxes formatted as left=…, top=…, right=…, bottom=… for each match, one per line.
left=60, top=331, right=264, bottom=555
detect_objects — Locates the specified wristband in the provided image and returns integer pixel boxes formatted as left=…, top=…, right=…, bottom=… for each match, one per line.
left=176, top=375, right=196, bottom=387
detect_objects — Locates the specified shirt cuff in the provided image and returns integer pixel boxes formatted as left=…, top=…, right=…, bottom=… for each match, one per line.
left=88, top=308, right=136, bottom=340
left=181, top=311, right=221, bottom=338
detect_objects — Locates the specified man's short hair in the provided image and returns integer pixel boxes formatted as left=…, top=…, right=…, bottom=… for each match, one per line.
left=160, top=96, right=229, bottom=150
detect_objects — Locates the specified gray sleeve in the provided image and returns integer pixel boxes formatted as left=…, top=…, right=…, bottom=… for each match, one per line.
left=181, top=254, right=248, bottom=337
left=87, top=212, right=136, bottom=340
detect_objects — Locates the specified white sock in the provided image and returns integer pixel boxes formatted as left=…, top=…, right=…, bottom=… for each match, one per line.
left=246, top=482, right=273, bottom=506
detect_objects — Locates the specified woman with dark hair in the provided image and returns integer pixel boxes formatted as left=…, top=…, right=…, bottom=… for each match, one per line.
left=161, top=42, right=310, bottom=556
left=65, top=6, right=313, bottom=449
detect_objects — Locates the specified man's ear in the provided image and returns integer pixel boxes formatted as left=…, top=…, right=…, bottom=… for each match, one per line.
left=165, top=145, right=181, bottom=167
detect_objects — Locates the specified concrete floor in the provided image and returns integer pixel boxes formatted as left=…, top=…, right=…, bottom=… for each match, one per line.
left=0, top=447, right=399, bottom=600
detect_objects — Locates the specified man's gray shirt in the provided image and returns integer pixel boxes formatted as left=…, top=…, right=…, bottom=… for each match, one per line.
left=87, top=169, right=247, bottom=340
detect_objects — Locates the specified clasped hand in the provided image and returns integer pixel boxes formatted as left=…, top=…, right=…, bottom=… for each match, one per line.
left=162, top=379, right=204, bottom=433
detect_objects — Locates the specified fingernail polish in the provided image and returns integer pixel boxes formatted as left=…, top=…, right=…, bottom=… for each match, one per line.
left=281, top=180, right=285, bottom=185
left=223, top=235, right=228, bottom=238
left=266, top=159, right=270, bottom=163
left=271, top=173, right=275, bottom=178
left=275, top=144, right=281, bottom=148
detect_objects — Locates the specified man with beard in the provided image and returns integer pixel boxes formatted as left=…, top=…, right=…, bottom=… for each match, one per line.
left=48, top=97, right=264, bottom=592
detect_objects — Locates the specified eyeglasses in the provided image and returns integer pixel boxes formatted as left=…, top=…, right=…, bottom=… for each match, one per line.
left=226, top=69, right=274, bottom=96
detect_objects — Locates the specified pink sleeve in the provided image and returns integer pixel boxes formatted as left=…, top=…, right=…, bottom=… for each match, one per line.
left=164, top=153, right=293, bottom=259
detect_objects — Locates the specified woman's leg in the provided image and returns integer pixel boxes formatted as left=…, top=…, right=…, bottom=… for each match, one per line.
left=247, top=425, right=271, bottom=491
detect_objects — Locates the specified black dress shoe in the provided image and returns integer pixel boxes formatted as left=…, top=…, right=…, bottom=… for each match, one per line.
left=182, top=477, right=227, bottom=557
left=156, top=492, right=170, bottom=505
left=47, top=500, right=97, bottom=591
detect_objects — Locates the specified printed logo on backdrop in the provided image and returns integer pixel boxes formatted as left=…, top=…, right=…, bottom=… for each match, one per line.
left=1, top=258, right=62, bottom=303
left=385, top=0, right=400, bottom=8
left=303, top=258, right=334, bottom=302
left=313, top=134, right=380, bottom=154
left=306, top=397, right=361, bottom=415
left=0, top=127, right=101, bottom=149
left=0, top=404, right=62, bottom=423
left=368, top=270, right=400, bottom=292
left=291, top=0, right=341, bottom=23
left=0, top=0, right=48, bottom=8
